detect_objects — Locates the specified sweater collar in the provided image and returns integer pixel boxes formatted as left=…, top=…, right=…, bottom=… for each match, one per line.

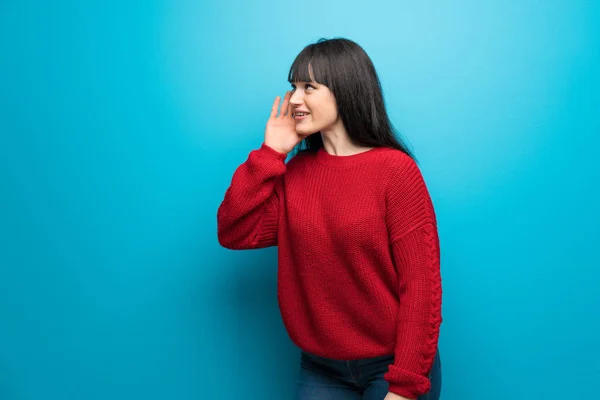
left=315, top=146, right=386, bottom=168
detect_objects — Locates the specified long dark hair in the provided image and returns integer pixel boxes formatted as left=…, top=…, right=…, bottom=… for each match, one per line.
left=287, top=37, right=416, bottom=160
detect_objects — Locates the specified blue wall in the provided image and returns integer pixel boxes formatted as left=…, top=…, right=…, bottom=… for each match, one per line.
left=1, top=1, right=598, bottom=399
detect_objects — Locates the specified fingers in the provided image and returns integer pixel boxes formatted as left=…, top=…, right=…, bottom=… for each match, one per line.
left=270, top=92, right=292, bottom=119
left=280, top=91, right=291, bottom=118
left=270, top=96, right=281, bottom=119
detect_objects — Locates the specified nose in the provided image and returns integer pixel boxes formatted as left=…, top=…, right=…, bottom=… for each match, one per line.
left=289, top=89, right=303, bottom=106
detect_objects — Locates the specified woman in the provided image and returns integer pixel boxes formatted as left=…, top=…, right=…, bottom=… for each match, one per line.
left=217, top=38, right=442, bottom=400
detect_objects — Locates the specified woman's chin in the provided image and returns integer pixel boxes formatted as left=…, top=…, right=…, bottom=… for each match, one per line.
left=296, top=126, right=319, bottom=136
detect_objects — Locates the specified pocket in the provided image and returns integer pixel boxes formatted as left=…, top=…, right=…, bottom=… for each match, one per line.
left=361, top=353, right=395, bottom=379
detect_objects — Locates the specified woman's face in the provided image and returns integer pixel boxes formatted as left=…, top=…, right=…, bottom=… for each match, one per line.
left=289, top=81, right=340, bottom=135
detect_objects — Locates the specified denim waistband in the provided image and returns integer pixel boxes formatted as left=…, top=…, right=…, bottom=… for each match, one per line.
left=301, top=350, right=395, bottom=365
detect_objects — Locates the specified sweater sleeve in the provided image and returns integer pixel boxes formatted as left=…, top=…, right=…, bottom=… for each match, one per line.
left=217, top=143, right=287, bottom=250
left=383, top=157, right=443, bottom=399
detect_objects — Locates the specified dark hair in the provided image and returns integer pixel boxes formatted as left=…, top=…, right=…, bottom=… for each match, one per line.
left=287, top=37, right=416, bottom=161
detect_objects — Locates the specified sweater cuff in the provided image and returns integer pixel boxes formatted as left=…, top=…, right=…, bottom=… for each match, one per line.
left=259, top=143, right=288, bottom=161
left=385, top=365, right=431, bottom=399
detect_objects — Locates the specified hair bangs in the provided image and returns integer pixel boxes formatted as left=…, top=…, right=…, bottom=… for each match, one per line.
left=287, top=47, right=331, bottom=85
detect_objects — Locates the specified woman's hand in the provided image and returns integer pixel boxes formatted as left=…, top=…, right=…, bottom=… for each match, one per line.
left=264, top=91, right=306, bottom=155
left=384, top=392, right=414, bottom=400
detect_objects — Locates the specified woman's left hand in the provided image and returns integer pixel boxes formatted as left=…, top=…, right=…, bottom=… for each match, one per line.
left=384, top=392, right=415, bottom=400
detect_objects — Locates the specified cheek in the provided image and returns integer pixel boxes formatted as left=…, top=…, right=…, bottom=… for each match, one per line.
left=324, top=104, right=338, bottom=121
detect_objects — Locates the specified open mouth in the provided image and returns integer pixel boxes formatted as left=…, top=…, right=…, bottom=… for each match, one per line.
left=294, top=112, right=310, bottom=120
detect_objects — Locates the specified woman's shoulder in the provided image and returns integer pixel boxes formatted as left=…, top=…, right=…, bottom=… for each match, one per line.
left=375, top=147, right=418, bottom=170
left=373, top=148, right=427, bottom=192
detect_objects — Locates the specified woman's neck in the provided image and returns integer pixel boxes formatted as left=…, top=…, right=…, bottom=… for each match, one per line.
left=320, top=125, right=373, bottom=156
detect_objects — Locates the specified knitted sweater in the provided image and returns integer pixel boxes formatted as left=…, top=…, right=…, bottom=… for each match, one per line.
left=217, top=143, right=442, bottom=398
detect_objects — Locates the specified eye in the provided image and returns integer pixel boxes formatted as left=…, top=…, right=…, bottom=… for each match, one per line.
left=290, top=83, right=315, bottom=91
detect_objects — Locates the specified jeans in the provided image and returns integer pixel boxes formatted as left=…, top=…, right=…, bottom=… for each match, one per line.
left=296, top=349, right=441, bottom=400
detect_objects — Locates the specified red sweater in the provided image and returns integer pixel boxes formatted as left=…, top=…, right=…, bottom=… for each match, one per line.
left=217, top=143, right=442, bottom=398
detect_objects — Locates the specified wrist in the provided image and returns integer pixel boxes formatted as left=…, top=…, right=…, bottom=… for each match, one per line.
left=262, top=142, right=288, bottom=156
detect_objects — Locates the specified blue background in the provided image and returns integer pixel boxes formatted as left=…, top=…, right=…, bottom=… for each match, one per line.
left=1, top=1, right=598, bottom=399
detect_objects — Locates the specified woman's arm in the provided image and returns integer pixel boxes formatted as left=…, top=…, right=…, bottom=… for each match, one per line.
left=383, top=156, right=443, bottom=399
left=217, top=143, right=286, bottom=250
left=218, top=91, right=303, bottom=250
